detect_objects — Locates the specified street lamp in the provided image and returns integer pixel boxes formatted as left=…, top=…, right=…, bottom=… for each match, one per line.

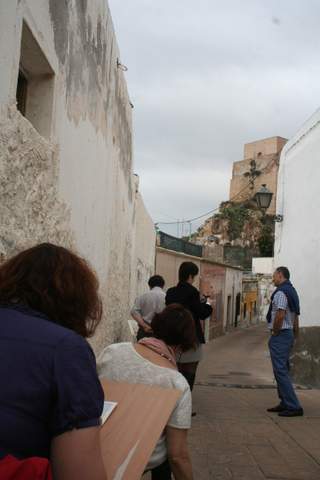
left=254, top=184, right=283, bottom=222
left=255, top=184, right=273, bottom=210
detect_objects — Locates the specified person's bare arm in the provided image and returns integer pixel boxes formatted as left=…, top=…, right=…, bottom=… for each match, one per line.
left=166, top=427, right=193, bottom=480
left=51, top=426, right=107, bottom=480
left=130, top=311, right=152, bottom=332
left=293, top=314, right=299, bottom=339
left=272, top=309, right=286, bottom=335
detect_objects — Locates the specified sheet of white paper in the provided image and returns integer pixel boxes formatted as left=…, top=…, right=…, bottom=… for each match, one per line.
left=101, top=401, right=118, bottom=424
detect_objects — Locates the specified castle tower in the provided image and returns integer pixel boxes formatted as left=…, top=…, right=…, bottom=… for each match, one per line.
left=229, top=136, right=287, bottom=216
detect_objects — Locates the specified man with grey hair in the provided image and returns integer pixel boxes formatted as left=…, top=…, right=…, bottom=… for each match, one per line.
left=266, top=266, right=303, bottom=417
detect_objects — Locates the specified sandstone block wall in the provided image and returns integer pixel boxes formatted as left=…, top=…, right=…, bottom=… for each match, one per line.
left=229, top=136, right=287, bottom=216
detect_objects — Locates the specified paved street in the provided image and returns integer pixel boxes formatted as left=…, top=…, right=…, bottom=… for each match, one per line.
left=189, top=324, right=320, bottom=479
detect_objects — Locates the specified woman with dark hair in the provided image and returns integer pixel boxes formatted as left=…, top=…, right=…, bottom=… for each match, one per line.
left=98, top=304, right=196, bottom=480
left=166, top=262, right=213, bottom=393
left=0, top=243, right=107, bottom=480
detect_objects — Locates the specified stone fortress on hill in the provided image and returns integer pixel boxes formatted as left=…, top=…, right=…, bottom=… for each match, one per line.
left=193, top=136, right=287, bottom=269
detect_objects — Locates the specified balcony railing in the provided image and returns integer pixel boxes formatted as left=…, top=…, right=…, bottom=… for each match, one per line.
left=158, top=231, right=203, bottom=258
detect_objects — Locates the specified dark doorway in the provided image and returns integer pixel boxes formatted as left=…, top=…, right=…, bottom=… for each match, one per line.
left=235, top=293, right=241, bottom=327
left=16, top=70, right=28, bottom=116
left=226, top=295, right=232, bottom=329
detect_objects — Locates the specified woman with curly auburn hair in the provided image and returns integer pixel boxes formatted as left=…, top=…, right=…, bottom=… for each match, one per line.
left=0, top=243, right=107, bottom=480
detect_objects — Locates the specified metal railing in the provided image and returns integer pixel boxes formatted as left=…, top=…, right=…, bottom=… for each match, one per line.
left=158, top=231, right=203, bottom=258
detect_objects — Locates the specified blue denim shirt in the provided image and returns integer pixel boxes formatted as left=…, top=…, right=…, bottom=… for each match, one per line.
left=0, top=305, right=104, bottom=459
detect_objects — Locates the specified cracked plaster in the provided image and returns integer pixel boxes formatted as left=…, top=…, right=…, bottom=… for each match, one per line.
left=0, top=105, right=74, bottom=259
left=0, top=0, right=155, bottom=353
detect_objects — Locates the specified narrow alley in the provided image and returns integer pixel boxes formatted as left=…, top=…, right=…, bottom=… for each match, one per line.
left=1, top=2, right=320, bottom=480
left=189, top=325, right=320, bottom=480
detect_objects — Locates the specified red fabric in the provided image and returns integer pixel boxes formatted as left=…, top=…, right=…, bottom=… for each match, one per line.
left=0, top=455, right=52, bottom=480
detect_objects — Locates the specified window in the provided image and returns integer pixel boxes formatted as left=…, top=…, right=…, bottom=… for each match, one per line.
left=226, top=295, right=232, bottom=328
left=16, top=70, right=28, bottom=116
left=16, top=21, right=55, bottom=138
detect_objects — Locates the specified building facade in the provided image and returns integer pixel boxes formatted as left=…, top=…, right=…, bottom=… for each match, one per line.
left=229, top=136, right=287, bottom=215
left=241, top=274, right=259, bottom=326
left=252, top=257, right=274, bottom=324
left=155, top=247, right=243, bottom=340
left=274, top=108, right=320, bottom=387
left=0, top=0, right=155, bottom=352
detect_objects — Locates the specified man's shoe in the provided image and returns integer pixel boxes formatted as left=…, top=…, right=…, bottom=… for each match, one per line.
left=267, top=404, right=285, bottom=413
left=278, top=408, right=304, bottom=417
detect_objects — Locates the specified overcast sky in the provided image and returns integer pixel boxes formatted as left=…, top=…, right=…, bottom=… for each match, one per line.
left=109, top=0, right=320, bottom=236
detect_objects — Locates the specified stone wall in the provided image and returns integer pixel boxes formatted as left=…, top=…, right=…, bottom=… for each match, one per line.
left=0, top=0, right=155, bottom=353
left=229, top=136, right=287, bottom=216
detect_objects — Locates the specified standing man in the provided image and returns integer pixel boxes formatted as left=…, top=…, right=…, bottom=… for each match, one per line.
left=166, top=262, right=213, bottom=392
left=131, top=275, right=166, bottom=341
left=267, top=266, right=303, bottom=417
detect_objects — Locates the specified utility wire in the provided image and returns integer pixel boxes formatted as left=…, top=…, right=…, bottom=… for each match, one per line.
left=156, top=181, right=253, bottom=225
left=155, top=157, right=276, bottom=226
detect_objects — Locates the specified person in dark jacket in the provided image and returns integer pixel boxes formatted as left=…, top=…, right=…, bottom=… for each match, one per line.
left=166, top=262, right=212, bottom=391
left=0, top=243, right=107, bottom=480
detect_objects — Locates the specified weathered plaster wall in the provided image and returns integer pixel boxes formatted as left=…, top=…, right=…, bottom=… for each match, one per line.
left=0, top=106, right=74, bottom=258
left=200, top=261, right=225, bottom=339
left=0, top=0, right=155, bottom=352
left=131, top=187, right=156, bottom=300
left=155, top=248, right=201, bottom=291
left=224, top=268, right=243, bottom=330
left=290, top=327, right=320, bottom=388
left=275, top=108, right=320, bottom=387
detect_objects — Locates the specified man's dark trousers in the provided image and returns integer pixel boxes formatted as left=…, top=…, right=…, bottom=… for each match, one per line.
left=136, top=327, right=153, bottom=341
left=268, top=329, right=301, bottom=411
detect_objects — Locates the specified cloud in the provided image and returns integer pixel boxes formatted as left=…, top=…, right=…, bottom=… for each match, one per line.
left=109, top=0, right=320, bottom=234
left=139, top=167, right=230, bottom=235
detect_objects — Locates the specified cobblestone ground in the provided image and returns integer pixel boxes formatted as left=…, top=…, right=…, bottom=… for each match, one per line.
left=189, top=324, right=320, bottom=480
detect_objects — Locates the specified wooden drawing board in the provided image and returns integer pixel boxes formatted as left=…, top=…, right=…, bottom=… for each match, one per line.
left=100, top=380, right=181, bottom=480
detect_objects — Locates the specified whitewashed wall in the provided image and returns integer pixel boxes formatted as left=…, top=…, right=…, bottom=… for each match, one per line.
left=274, top=108, right=320, bottom=386
left=0, top=0, right=155, bottom=352
left=275, top=109, right=320, bottom=328
left=131, top=187, right=156, bottom=303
